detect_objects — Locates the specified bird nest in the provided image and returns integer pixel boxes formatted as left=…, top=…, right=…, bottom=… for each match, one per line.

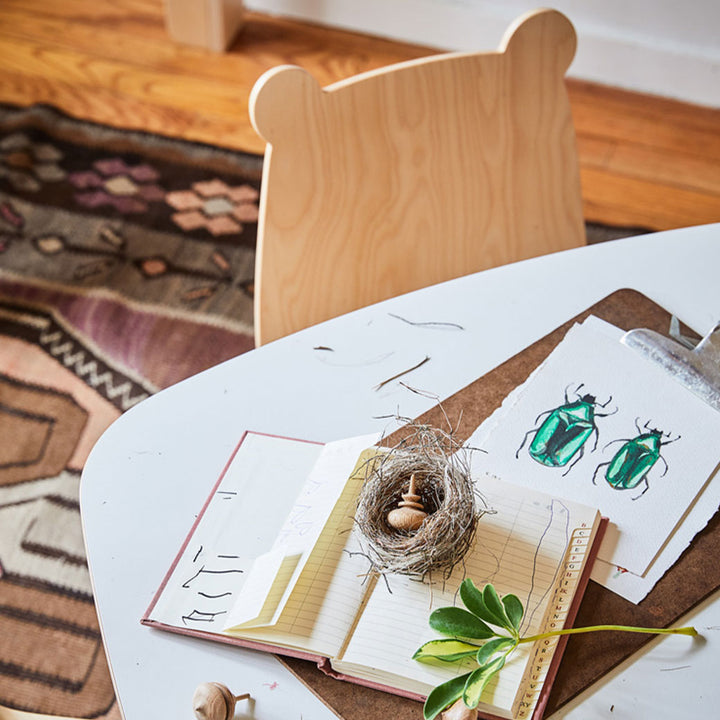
left=354, top=424, right=486, bottom=581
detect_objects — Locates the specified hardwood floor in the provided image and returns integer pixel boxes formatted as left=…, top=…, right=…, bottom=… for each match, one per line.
left=1, top=0, right=718, bottom=230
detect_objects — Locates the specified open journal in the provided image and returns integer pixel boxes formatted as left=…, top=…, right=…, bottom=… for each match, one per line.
left=143, top=431, right=604, bottom=720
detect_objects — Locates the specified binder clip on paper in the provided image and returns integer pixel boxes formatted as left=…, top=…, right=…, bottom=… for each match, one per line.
left=621, top=318, right=720, bottom=413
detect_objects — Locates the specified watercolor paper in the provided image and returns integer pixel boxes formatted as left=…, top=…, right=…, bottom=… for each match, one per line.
left=468, top=317, right=720, bottom=579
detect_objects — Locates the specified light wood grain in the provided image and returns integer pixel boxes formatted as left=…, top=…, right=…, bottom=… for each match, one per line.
left=165, top=0, right=245, bottom=52
left=0, top=3, right=717, bottom=228
left=251, top=9, right=585, bottom=344
left=580, top=167, right=720, bottom=229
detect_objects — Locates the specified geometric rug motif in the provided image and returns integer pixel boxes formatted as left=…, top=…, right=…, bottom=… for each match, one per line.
left=0, top=104, right=262, bottom=717
left=0, top=103, right=262, bottom=332
left=0, top=299, right=152, bottom=717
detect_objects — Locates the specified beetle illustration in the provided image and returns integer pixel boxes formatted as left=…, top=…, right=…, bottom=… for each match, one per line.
left=516, top=383, right=617, bottom=475
left=593, top=419, right=680, bottom=499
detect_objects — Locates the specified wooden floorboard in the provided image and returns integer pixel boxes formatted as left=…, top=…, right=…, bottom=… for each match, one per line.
left=0, top=0, right=718, bottom=231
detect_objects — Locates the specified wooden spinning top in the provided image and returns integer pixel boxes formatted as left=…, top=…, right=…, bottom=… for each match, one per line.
left=192, top=682, right=250, bottom=720
left=387, top=474, right=428, bottom=531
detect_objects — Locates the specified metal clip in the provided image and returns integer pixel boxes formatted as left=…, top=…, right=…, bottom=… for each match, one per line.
left=621, top=320, right=720, bottom=413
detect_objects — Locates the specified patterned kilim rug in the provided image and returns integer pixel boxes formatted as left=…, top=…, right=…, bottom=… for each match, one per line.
left=0, top=103, right=261, bottom=718
left=0, top=103, right=646, bottom=718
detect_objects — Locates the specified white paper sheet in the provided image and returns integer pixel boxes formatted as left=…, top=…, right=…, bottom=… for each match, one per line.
left=467, top=317, right=720, bottom=584
left=224, top=433, right=379, bottom=634
left=589, top=463, right=720, bottom=602
left=147, top=432, right=326, bottom=630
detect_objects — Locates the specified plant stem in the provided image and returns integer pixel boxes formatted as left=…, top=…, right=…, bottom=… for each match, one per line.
left=519, top=624, right=697, bottom=644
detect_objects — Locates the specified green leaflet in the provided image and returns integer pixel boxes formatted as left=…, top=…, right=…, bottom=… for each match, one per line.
left=414, top=580, right=696, bottom=720
left=482, top=583, right=512, bottom=629
left=502, top=593, right=524, bottom=631
left=423, top=672, right=473, bottom=720
left=429, top=607, right=495, bottom=640
left=475, top=637, right=515, bottom=666
left=463, top=655, right=507, bottom=708
left=413, top=639, right=483, bottom=663
left=459, top=578, right=504, bottom=628
left=459, top=579, right=516, bottom=632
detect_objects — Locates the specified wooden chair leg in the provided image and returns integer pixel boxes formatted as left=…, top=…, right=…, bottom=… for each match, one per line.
left=164, top=0, right=245, bottom=52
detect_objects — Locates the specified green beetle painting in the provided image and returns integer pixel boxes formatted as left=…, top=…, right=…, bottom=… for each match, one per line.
left=593, top=419, right=680, bottom=499
left=516, top=383, right=616, bottom=475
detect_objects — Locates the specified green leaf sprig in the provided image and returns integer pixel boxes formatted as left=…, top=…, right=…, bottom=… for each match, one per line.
left=413, top=579, right=698, bottom=720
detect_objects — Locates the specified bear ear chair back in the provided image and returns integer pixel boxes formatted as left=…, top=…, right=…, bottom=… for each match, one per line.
left=248, top=8, right=585, bottom=347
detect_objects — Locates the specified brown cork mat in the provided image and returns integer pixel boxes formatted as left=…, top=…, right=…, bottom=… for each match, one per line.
left=281, top=288, right=717, bottom=718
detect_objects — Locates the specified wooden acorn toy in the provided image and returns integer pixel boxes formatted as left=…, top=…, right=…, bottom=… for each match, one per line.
left=387, top=473, right=428, bottom=531
left=192, top=682, right=250, bottom=720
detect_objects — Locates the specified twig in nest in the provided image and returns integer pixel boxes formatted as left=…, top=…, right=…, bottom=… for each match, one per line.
left=354, top=423, right=487, bottom=582
left=399, top=383, right=459, bottom=437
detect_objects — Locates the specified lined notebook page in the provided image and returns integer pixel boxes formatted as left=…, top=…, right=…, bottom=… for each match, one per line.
left=221, top=549, right=302, bottom=628
left=225, top=448, right=380, bottom=657
left=146, top=432, right=323, bottom=632
left=224, top=435, right=376, bottom=633
left=336, top=475, right=600, bottom=717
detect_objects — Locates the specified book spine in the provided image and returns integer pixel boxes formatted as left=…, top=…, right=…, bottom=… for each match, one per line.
left=515, top=526, right=592, bottom=719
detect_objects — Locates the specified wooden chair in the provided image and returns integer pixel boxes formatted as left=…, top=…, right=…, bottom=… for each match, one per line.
left=250, top=8, right=585, bottom=346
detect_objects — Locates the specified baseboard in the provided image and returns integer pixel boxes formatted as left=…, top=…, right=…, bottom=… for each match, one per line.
left=246, top=0, right=720, bottom=108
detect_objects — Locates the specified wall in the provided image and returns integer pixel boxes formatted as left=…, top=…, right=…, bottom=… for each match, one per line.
left=246, top=0, right=720, bottom=107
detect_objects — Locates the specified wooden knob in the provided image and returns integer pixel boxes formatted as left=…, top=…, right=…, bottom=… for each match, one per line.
left=193, top=682, right=250, bottom=720
left=387, top=474, right=428, bottom=531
